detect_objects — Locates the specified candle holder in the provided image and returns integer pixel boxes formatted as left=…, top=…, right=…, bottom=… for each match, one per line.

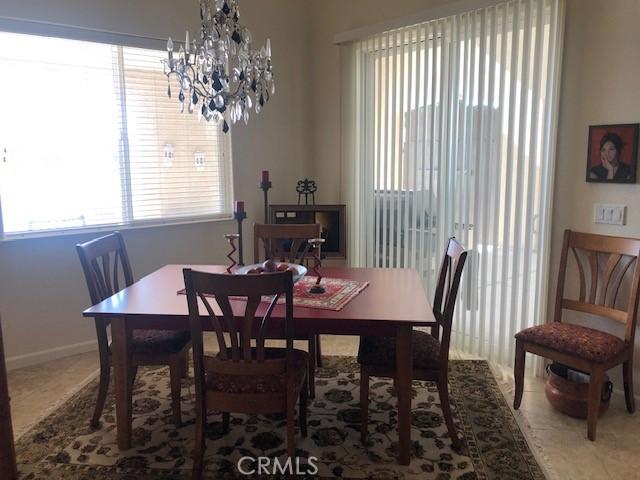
left=260, top=180, right=272, bottom=224
left=234, top=210, right=247, bottom=266
left=308, top=238, right=326, bottom=294
left=224, top=233, right=240, bottom=273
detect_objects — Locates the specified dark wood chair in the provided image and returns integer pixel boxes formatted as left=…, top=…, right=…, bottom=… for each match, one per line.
left=183, top=268, right=308, bottom=479
left=76, top=232, right=191, bottom=429
left=254, top=223, right=323, bottom=397
left=0, top=315, right=18, bottom=480
left=514, top=230, right=640, bottom=441
left=358, top=237, right=468, bottom=450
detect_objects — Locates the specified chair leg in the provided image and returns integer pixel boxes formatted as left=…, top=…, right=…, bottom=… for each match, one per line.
left=169, top=359, right=182, bottom=428
left=180, top=351, right=190, bottom=379
left=360, top=368, right=369, bottom=445
left=286, top=390, right=296, bottom=459
left=300, top=375, right=308, bottom=437
left=91, top=358, right=111, bottom=428
left=437, top=375, right=461, bottom=450
left=222, top=412, right=230, bottom=434
left=513, top=340, right=526, bottom=410
left=315, top=335, right=323, bottom=367
left=623, top=360, right=635, bottom=414
left=587, top=367, right=604, bottom=441
left=308, top=337, right=316, bottom=399
left=192, top=404, right=206, bottom=480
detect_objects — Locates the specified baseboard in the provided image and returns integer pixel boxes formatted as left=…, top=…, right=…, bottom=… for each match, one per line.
left=5, top=340, right=98, bottom=371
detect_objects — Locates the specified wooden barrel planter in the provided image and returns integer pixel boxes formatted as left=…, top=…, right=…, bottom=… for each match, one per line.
left=545, top=363, right=612, bottom=419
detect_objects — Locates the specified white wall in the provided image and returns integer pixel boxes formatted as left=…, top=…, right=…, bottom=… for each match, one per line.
left=0, top=0, right=312, bottom=367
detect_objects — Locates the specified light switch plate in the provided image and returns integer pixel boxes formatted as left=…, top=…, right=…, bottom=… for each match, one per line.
left=594, top=204, right=626, bottom=225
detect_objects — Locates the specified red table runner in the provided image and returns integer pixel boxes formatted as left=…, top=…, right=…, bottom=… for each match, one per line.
left=177, top=276, right=369, bottom=311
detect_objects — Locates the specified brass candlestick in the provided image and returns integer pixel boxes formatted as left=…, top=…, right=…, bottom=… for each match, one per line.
left=308, top=237, right=326, bottom=294
left=224, top=233, right=240, bottom=273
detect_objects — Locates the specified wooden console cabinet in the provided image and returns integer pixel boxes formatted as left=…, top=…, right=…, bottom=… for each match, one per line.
left=269, top=204, right=346, bottom=259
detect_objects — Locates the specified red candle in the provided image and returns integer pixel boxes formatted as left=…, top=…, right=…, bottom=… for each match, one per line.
left=234, top=200, right=245, bottom=213
left=261, top=170, right=270, bottom=182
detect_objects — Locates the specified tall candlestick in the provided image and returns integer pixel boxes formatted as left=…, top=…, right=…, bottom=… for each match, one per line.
left=234, top=209, right=247, bottom=266
left=259, top=175, right=272, bottom=224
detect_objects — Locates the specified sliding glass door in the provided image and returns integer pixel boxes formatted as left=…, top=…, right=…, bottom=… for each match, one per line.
left=343, top=0, right=565, bottom=366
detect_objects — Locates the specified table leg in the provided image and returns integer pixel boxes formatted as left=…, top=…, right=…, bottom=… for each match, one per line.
left=111, top=317, right=132, bottom=450
left=396, top=326, right=412, bottom=465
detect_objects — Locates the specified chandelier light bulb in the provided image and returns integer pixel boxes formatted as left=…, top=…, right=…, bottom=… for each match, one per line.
left=162, top=0, right=274, bottom=133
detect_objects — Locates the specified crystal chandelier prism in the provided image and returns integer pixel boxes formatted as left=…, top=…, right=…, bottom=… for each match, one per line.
left=162, top=0, right=274, bottom=133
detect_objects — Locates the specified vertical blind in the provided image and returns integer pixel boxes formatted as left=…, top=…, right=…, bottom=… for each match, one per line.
left=0, top=31, right=231, bottom=237
left=342, top=0, right=565, bottom=366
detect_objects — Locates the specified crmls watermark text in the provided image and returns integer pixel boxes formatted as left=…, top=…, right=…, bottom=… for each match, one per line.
left=237, top=456, right=319, bottom=476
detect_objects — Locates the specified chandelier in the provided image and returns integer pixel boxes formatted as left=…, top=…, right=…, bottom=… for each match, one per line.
left=162, top=0, right=274, bottom=133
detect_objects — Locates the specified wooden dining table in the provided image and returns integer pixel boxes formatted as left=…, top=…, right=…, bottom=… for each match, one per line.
left=83, top=265, right=435, bottom=465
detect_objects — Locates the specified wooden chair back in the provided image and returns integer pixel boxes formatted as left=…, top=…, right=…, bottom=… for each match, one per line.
left=182, top=269, right=295, bottom=402
left=432, top=237, right=468, bottom=362
left=253, top=223, right=321, bottom=264
left=76, top=232, right=134, bottom=306
left=0, top=315, right=17, bottom=480
left=555, top=229, right=640, bottom=344
left=76, top=232, right=134, bottom=354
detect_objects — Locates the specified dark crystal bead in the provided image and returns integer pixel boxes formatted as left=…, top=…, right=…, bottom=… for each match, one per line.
left=232, top=30, right=242, bottom=44
left=251, top=78, right=257, bottom=92
left=233, top=12, right=239, bottom=22
left=223, top=120, right=229, bottom=133
left=201, top=104, right=207, bottom=115
left=167, top=84, right=172, bottom=98
left=239, top=71, right=245, bottom=81
left=202, top=75, right=208, bottom=84
left=222, top=2, right=230, bottom=15
left=192, top=92, right=199, bottom=104
left=209, top=99, right=216, bottom=110
left=178, top=91, right=185, bottom=102
left=259, top=94, right=265, bottom=106
left=212, top=73, right=223, bottom=91
left=217, top=104, right=226, bottom=113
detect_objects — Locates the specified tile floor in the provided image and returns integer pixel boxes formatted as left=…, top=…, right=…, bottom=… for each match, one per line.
left=7, top=336, right=640, bottom=479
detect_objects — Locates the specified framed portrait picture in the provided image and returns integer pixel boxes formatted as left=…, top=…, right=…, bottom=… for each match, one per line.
left=586, top=123, right=638, bottom=183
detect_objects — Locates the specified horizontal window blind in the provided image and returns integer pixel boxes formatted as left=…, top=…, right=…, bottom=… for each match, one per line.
left=0, top=31, right=231, bottom=237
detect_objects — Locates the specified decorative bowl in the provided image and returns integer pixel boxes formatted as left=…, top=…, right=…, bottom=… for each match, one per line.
left=234, top=262, right=307, bottom=284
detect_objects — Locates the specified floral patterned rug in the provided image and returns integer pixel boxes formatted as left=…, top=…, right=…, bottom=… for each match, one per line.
left=15, top=357, right=545, bottom=479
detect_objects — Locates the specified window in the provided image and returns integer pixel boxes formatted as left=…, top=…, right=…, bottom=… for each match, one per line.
left=0, top=31, right=232, bottom=238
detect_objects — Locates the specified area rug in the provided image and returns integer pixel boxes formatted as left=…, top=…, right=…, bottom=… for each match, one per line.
left=15, top=357, right=546, bottom=479
left=178, top=277, right=370, bottom=311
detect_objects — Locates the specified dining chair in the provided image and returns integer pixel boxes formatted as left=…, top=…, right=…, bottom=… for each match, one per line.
left=76, top=232, right=191, bottom=429
left=0, top=315, right=18, bottom=480
left=254, top=223, right=323, bottom=397
left=358, top=237, right=468, bottom=450
left=514, top=230, right=640, bottom=441
left=183, top=268, right=308, bottom=479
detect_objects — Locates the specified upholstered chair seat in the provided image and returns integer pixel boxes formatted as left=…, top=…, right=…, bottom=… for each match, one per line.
left=358, top=331, right=441, bottom=369
left=515, top=323, right=626, bottom=363
left=206, top=348, right=308, bottom=394
left=124, top=330, right=192, bottom=355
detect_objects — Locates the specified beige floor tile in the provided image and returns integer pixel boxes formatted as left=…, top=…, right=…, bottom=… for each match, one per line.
left=8, top=351, right=99, bottom=438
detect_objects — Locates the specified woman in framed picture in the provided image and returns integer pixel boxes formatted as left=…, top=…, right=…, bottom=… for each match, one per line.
left=586, top=124, right=638, bottom=183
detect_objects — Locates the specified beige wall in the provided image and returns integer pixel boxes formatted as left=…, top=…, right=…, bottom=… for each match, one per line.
left=549, top=0, right=640, bottom=386
left=308, top=0, right=451, bottom=203
left=0, top=0, right=312, bottom=365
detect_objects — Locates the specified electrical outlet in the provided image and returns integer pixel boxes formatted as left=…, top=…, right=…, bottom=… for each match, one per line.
left=594, top=204, right=626, bottom=226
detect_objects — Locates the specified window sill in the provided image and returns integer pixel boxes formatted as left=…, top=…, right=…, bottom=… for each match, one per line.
left=0, top=214, right=235, bottom=242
